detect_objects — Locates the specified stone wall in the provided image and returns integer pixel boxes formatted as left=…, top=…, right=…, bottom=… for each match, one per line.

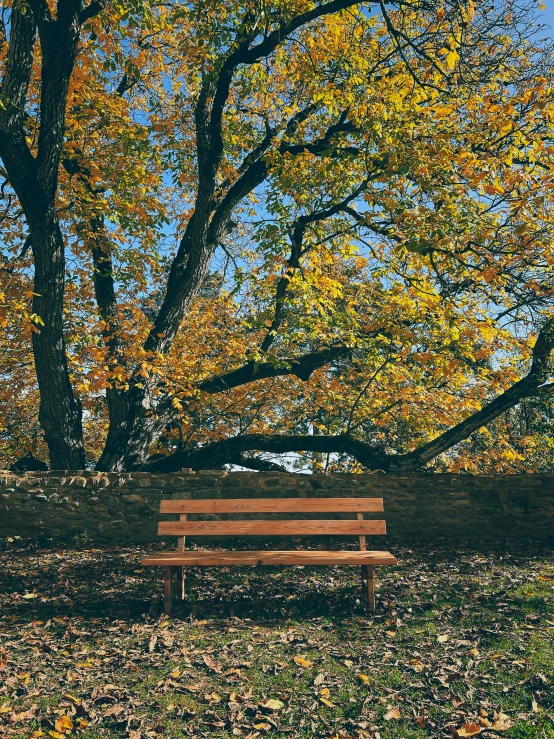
left=1, top=470, right=553, bottom=542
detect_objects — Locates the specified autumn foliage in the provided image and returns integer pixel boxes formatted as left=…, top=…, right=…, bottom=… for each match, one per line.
left=1, top=0, right=554, bottom=472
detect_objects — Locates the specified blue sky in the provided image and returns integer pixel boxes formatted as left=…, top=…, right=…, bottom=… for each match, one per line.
left=540, top=5, right=554, bottom=31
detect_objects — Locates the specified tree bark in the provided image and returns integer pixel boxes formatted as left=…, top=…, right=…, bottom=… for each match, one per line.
left=29, top=216, right=86, bottom=469
left=0, top=0, right=87, bottom=468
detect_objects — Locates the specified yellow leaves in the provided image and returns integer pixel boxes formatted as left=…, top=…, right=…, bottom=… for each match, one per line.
left=356, top=673, right=371, bottom=684
left=293, top=656, right=312, bottom=668
left=483, top=182, right=505, bottom=196
left=319, top=697, right=336, bottom=707
left=437, top=634, right=449, bottom=643
left=445, top=50, right=459, bottom=70
left=451, top=722, right=482, bottom=737
left=54, top=716, right=73, bottom=734
left=262, top=699, right=284, bottom=711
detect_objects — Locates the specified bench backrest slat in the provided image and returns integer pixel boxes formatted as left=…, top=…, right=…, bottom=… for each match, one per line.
left=158, top=519, right=386, bottom=536
left=160, top=497, right=383, bottom=514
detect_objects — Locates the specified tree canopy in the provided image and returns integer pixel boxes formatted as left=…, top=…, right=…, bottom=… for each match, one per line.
left=1, top=0, right=554, bottom=472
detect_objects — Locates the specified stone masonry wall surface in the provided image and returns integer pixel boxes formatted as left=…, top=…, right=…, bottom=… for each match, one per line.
left=0, top=471, right=553, bottom=542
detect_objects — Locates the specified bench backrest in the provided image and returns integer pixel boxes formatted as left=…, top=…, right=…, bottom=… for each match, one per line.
left=158, top=498, right=387, bottom=552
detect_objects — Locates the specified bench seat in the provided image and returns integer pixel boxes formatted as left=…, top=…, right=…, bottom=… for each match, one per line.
left=142, top=550, right=398, bottom=566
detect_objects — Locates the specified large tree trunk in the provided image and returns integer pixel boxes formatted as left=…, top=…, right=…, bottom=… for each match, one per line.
left=29, top=215, right=86, bottom=469
left=95, top=225, right=217, bottom=471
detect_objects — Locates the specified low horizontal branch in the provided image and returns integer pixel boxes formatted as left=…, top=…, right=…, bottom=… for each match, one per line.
left=198, top=346, right=351, bottom=394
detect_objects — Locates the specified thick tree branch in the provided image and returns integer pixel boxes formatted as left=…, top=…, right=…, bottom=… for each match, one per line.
left=78, top=0, right=109, bottom=24
left=198, top=346, right=351, bottom=394
left=146, top=432, right=390, bottom=472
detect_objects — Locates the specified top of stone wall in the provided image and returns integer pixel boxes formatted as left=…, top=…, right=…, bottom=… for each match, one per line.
left=1, top=470, right=554, bottom=481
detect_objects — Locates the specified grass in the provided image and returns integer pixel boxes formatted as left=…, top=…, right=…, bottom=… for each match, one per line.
left=0, top=538, right=553, bottom=738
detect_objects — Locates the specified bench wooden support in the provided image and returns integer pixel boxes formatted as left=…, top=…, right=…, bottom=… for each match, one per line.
left=143, top=497, right=396, bottom=614
left=164, top=566, right=173, bottom=615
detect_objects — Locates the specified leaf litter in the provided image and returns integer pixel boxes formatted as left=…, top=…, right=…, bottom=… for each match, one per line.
left=0, top=538, right=553, bottom=738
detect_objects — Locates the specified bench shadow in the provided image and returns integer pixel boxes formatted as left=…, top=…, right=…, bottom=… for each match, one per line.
left=1, top=538, right=552, bottom=626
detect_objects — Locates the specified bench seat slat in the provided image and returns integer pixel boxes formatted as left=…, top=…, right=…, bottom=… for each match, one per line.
left=160, top=498, right=384, bottom=514
left=142, top=550, right=398, bottom=566
left=158, top=520, right=386, bottom=536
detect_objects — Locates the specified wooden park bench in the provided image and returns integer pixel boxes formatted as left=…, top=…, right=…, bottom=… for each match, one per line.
left=141, top=497, right=397, bottom=614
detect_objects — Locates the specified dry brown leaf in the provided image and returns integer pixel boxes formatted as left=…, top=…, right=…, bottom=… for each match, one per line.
left=492, top=713, right=514, bottom=730
left=63, top=693, right=80, bottom=705
left=202, top=654, right=222, bottom=673
left=451, top=723, right=481, bottom=737
left=384, top=708, right=401, bottom=720
left=262, top=699, right=284, bottom=711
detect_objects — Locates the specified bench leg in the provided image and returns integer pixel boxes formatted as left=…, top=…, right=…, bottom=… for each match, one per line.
left=361, top=565, right=376, bottom=611
left=164, top=566, right=173, bottom=615
left=181, top=566, right=186, bottom=600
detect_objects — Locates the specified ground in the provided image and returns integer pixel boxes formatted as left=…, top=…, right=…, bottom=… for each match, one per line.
left=0, top=538, right=553, bottom=739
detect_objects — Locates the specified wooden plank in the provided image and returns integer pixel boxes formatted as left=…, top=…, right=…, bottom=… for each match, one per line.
left=164, top=566, right=172, bottom=615
left=158, top=519, right=386, bottom=537
left=357, top=512, right=366, bottom=552
left=177, top=513, right=187, bottom=552
left=142, top=550, right=398, bottom=566
left=178, top=514, right=186, bottom=599
left=159, top=497, right=384, bottom=514
left=366, top=565, right=375, bottom=611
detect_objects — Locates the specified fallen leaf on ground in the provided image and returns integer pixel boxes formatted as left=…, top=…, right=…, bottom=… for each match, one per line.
left=294, top=656, right=312, bottom=668
left=320, top=697, right=336, bottom=707
left=202, top=654, right=222, bottom=673
left=384, top=708, right=401, bottom=720
left=492, top=713, right=514, bottom=730
left=451, top=723, right=481, bottom=737
left=54, top=716, right=73, bottom=733
left=262, top=699, right=284, bottom=711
